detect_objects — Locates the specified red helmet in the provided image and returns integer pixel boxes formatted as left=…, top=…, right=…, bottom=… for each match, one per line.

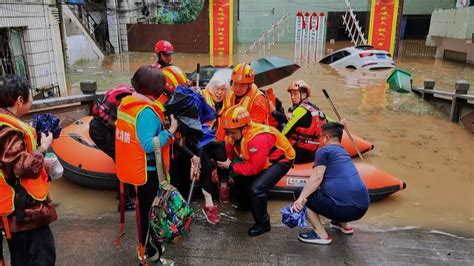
left=155, top=40, right=174, bottom=55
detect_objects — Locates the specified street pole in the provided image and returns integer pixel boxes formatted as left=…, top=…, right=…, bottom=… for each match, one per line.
left=394, top=0, right=404, bottom=57
left=57, top=0, right=68, bottom=68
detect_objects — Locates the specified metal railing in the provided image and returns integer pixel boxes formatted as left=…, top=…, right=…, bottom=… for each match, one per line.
left=67, top=4, right=115, bottom=54
left=398, top=40, right=436, bottom=58
left=342, top=0, right=367, bottom=45
left=244, top=12, right=290, bottom=55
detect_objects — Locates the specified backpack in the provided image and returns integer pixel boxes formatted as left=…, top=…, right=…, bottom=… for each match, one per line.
left=92, top=84, right=135, bottom=129
left=146, top=137, right=193, bottom=247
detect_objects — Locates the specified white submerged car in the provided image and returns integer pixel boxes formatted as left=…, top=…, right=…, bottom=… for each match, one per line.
left=319, top=45, right=395, bottom=71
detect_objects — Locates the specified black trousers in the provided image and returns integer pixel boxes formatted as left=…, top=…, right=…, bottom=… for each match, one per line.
left=294, top=147, right=316, bottom=164
left=137, top=171, right=161, bottom=255
left=169, top=144, right=192, bottom=198
left=7, top=225, right=56, bottom=266
left=234, top=162, right=292, bottom=224
left=199, top=141, right=229, bottom=193
left=89, top=117, right=135, bottom=199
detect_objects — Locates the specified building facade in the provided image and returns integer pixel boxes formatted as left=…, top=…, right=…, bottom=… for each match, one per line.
left=236, top=0, right=455, bottom=43
left=72, top=0, right=458, bottom=54
left=427, top=6, right=474, bottom=64
left=0, top=0, right=67, bottom=96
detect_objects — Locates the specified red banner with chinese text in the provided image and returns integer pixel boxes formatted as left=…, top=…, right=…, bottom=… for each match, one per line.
left=210, top=0, right=233, bottom=66
left=368, top=0, right=399, bottom=55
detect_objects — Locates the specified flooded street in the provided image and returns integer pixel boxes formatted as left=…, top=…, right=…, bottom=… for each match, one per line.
left=61, top=43, right=474, bottom=237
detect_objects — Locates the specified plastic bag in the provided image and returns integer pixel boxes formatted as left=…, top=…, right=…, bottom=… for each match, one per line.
left=44, top=153, right=63, bottom=180
left=280, top=203, right=306, bottom=229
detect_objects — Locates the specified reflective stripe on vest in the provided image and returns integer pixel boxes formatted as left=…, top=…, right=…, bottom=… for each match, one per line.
left=229, top=122, right=295, bottom=170
left=229, top=84, right=263, bottom=112
left=115, top=95, right=170, bottom=186
left=288, top=102, right=326, bottom=153
left=0, top=114, right=49, bottom=216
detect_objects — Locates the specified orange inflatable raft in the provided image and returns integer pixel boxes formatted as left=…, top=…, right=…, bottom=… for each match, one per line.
left=51, top=116, right=117, bottom=189
left=52, top=116, right=398, bottom=201
left=273, top=162, right=406, bottom=202
left=340, top=131, right=374, bottom=157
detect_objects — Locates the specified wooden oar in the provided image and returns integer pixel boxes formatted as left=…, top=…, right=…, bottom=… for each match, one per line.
left=322, top=89, right=366, bottom=163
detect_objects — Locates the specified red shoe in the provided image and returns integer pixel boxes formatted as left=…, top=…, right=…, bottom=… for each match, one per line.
left=219, top=183, right=230, bottom=204
left=202, top=206, right=221, bottom=225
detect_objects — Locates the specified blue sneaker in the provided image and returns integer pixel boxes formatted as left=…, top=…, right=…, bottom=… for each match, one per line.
left=298, top=230, right=332, bottom=245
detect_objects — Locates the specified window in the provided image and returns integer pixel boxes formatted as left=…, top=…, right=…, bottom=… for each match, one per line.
left=0, top=28, right=28, bottom=78
left=319, top=50, right=351, bottom=64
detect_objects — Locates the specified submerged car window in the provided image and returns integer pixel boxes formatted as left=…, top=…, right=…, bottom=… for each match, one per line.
left=320, top=50, right=351, bottom=64
left=319, top=55, right=333, bottom=64
left=331, top=51, right=348, bottom=62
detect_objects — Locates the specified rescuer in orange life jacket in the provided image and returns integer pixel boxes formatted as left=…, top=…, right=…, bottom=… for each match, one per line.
left=161, top=65, right=226, bottom=225
left=281, top=80, right=327, bottom=164
left=0, top=74, right=56, bottom=266
left=217, top=105, right=295, bottom=237
left=228, top=63, right=270, bottom=124
left=115, top=65, right=178, bottom=263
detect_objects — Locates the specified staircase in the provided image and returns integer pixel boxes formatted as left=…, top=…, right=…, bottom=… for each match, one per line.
left=342, top=0, right=367, bottom=45
left=67, top=2, right=115, bottom=53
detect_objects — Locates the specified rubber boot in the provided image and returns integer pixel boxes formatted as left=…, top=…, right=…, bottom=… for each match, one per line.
left=248, top=196, right=271, bottom=236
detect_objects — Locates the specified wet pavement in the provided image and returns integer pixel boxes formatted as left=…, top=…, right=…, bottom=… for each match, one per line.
left=3, top=203, right=473, bottom=265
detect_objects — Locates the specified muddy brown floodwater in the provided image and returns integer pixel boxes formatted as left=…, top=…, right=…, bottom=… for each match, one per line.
left=60, top=43, right=474, bottom=237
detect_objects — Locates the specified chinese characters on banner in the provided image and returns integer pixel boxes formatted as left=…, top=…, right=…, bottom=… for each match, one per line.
left=368, top=0, right=399, bottom=55
left=210, top=0, right=233, bottom=66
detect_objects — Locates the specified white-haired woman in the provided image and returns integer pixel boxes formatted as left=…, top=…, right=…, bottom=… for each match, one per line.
left=199, top=70, right=232, bottom=208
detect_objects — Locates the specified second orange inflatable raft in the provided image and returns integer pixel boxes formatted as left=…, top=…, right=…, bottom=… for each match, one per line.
left=273, top=162, right=406, bottom=202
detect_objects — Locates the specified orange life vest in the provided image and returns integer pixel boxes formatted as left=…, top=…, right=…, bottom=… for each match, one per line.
left=0, top=114, right=49, bottom=217
left=228, top=122, right=295, bottom=170
left=115, top=95, right=171, bottom=186
left=201, top=89, right=231, bottom=141
left=263, top=88, right=279, bottom=128
left=229, top=84, right=269, bottom=123
left=288, top=102, right=326, bottom=153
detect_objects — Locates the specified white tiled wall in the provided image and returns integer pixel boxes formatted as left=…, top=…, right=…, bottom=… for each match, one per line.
left=0, top=2, right=66, bottom=95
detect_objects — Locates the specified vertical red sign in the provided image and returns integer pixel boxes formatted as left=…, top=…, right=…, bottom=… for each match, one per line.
left=210, top=0, right=233, bottom=57
left=368, top=0, right=399, bottom=55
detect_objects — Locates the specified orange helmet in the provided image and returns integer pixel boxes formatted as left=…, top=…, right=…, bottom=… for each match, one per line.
left=222, top=105, right=251, bottom=129
left=287, top=80, right=311, bottom=97
left=161, top=65, right=187, bottom=93
left=231, top=63, right=254, bottom=84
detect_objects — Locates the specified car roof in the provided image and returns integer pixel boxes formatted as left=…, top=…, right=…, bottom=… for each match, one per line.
left=354, top=45, right=375, bottom=50
left=328, top=45, right=386, bottom=55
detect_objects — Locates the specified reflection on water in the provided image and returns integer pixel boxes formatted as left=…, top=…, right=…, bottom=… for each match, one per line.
left=66, top=35, right=101, bottom=65
left=64, top=42, right=474, bottom=237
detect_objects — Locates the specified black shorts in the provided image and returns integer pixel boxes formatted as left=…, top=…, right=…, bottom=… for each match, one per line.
left=295, top=188, right=368, bottom=223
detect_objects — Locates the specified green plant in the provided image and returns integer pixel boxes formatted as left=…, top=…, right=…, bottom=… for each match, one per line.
left=157, top=0, right=204, bottom=25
